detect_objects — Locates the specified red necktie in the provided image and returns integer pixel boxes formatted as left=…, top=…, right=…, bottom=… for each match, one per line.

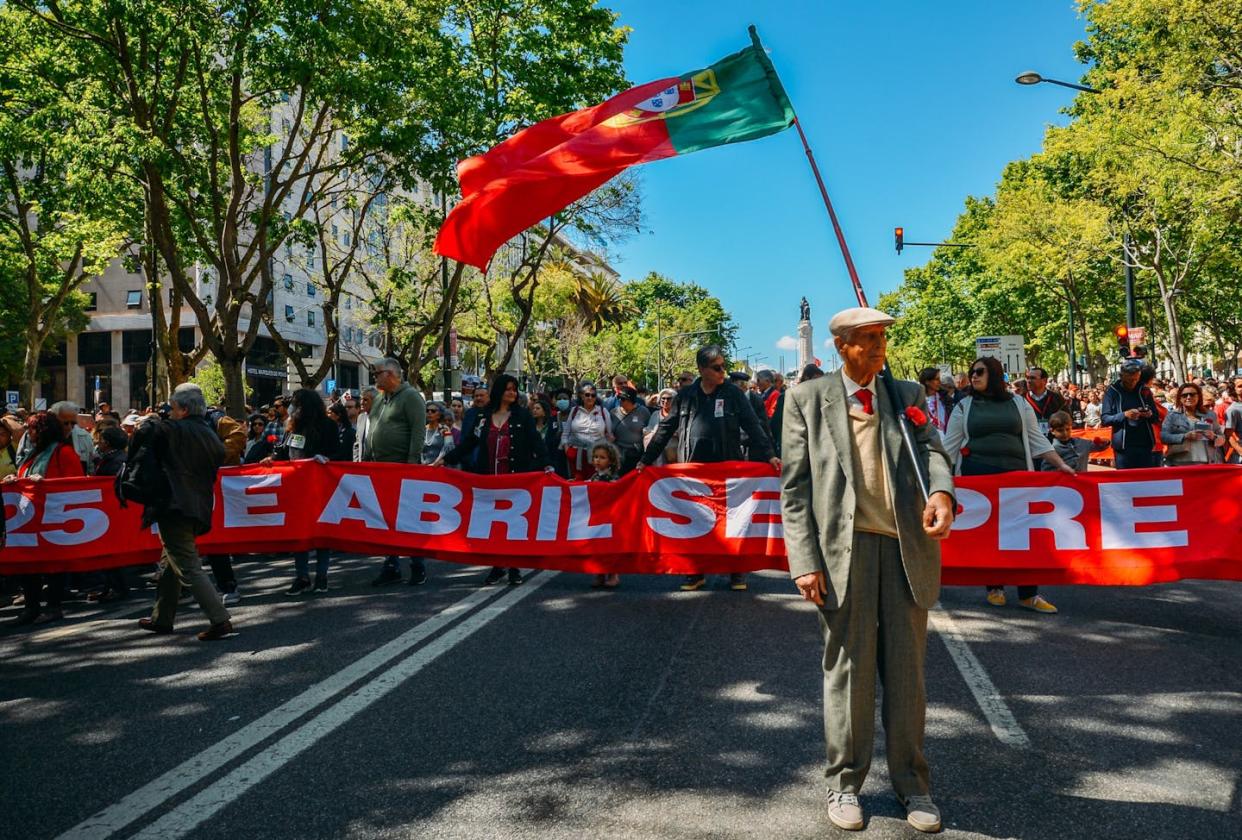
left=855, top=388, right=874, bottom=415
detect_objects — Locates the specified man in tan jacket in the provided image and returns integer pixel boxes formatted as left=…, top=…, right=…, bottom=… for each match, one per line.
left=781, top=307, right=956, bottom=833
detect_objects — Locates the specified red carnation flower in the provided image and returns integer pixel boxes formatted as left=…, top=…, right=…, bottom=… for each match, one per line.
left=904, top=405, right=928, bottom=427
left=960, top=446, right=971, bottom=458
left=266, top=434, right=278, bottom=443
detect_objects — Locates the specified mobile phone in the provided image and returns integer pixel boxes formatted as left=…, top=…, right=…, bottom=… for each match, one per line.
left=1194, top=421, right=1212, bottom=432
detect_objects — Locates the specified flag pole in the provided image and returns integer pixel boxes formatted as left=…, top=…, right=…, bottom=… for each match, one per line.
left=781, top=79, right=931, bottom=501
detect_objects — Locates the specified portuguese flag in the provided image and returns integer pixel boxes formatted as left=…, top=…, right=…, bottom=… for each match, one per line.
left=435, top=26, right=795, bottom=270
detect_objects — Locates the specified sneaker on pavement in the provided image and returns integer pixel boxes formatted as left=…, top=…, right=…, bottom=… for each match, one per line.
left=313, top=575, right=328, bottom=593
left=898, top=793, right=942, bottom=833
left=286, top=577, right=312, bottom=596
left=482, top=567, right=506, bottom=586
left=10, top=608, right=39, bottom=627
left=1018, top=595, right=1058, bottom=614
left=826, top=789, right=864, bottom=831
left=221, top=589, right=241, bottom=607
left=986, top=588, right=1006, bottom=607
left=371, top=568, right=402, bottom=587
left=680, top=575, right=707, bottom=592
left=197, top=621, right=235, bottom=641
left=729, top=573, right=748, bottom=592
left=507, top=568, right=524, bottom=586
left=408, top=566, right=427, bottom=586
left=33, top=609, right=64, bottom=624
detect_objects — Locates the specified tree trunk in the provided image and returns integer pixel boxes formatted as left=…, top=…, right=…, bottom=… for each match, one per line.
left=219, top=351, right=247, bottom=419
left=21, top=333, right=43, bottom=409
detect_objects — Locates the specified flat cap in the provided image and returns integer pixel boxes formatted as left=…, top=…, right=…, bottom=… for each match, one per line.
left=829, top=306, right=895, bottom=337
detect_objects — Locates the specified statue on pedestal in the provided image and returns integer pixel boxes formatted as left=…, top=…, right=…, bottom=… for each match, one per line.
left=800, top=296, right=811, bottom=323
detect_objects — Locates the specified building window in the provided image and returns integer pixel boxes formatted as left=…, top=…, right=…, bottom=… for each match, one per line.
left=344, top=294, right=352, bottom=310
left=307, top=252, right=315, bottom=269
left=85, top=292, right=97, bottom=311
left=306, top=282, right=315, bottom=297
left=331, top=223, right=338, bottom=239
left=307, top=310, right=316, bottom=327
left=126, top=290, right=142, bottom=309
left=342, top=232, right=351, bottom=247
left=340, top=133, right=349, bottom=151
left=285, top=305, right=294, bottom=322
left=283, top=273, right=293, bottom=290
left=265, top=290, right=274, bottom=309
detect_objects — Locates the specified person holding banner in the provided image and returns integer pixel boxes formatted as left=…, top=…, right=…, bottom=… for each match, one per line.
left=4, top=411, right=85, bottom=626
left=441, top=374, right=552, bottom=586
left=781, top=307, right=955, bottom=834
left=943, top=356, right=1074, bottom=614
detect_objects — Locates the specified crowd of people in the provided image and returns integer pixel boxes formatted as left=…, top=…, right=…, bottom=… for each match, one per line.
left=2, top=348, right=1239, bottom=635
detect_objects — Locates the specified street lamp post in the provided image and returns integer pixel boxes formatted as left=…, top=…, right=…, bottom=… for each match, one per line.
left=1016, top=71, right=1138, bottom=332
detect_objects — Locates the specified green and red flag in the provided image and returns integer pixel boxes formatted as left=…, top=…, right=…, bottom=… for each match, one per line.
left=435, top=26, right=795, bottom=270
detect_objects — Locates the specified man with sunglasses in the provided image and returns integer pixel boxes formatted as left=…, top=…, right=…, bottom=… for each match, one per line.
left=639, top=345, right=779, bottom=592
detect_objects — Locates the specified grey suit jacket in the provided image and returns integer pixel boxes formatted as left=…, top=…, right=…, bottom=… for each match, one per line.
left=780, top=370, right=956, bottom=610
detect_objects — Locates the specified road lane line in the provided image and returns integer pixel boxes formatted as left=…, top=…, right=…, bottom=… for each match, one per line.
left=57, top=582, right=513, bottom=840
left=929, top=605, right=1031, bottom=748
left=127, top=571, right=560, bottom=840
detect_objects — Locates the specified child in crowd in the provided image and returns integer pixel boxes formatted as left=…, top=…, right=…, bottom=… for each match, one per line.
left=588, top=442, right=621, bottom=589
left=1042, top=410, right=1107, bottom=473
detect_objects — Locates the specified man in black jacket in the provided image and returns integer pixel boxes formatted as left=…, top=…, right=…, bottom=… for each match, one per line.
left=639, top=345, right=780, bottom=592
left=133, top=383, right=233, bottom=641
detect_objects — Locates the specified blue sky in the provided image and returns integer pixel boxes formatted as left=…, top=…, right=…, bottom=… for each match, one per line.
left=604, top=0, right=1090, bottom=372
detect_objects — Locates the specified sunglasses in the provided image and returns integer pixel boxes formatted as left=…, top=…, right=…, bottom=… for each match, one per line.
left=581, top=392, right=596, bottom=398
left=707, top=364, right=725, bottom=373
left=970, top=368, right=987, bottom=377
left=1180, top=392, right=1197, bottom=399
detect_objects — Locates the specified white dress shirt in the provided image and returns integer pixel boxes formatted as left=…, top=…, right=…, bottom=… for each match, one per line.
left=841, top=370, right=878, bottom=414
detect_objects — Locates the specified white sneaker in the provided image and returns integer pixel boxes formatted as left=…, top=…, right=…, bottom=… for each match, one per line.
left=221, top=589, right=241, bottom=607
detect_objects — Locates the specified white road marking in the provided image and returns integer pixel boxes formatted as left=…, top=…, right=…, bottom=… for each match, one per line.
left=57, top=581, right=518, bottom=840
left=127, top=571, right=560, bottom=840
left=929, top=605, right=1031, bottom=748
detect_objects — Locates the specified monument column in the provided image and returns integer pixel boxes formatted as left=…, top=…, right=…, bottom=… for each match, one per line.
left=797, top=296, right=813, bottom=372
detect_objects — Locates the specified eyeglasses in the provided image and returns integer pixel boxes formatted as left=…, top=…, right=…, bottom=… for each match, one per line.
left=1180, top=392, right=1197, bottom=399
left=707, top=364, right=725, bottom=373
left=581, top=392, right=596, bottom=398
left=969, top=368, right=986, bottom=377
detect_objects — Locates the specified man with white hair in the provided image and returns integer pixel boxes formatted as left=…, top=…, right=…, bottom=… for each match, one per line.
left=51, top=401, right=96, bottom=475
left=365, top=358, right=428, bottom=586
left=129, top=383, right=234, bottom=641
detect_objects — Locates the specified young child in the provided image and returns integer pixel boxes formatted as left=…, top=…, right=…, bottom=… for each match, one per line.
left=588, top=442, right=621, bottom=589
left=1042, top=410, right=1107, bottom=473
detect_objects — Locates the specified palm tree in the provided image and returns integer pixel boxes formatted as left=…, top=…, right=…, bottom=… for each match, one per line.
left=572, top=271, right=637, bottom=334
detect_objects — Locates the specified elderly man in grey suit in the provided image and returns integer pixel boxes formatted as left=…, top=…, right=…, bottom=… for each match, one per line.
left=781, top=306, right=956, bottom=833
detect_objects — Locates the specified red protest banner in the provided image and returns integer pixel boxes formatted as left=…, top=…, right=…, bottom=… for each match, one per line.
left=2, top=462, right=1240, bottom=586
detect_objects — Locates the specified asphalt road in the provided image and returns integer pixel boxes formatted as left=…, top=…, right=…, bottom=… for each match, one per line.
left=2, top=555, right=1239, bottom=840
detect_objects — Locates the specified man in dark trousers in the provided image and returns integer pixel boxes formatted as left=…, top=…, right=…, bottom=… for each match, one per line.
left=781, top=307, right=955, bottom=833
left=134, top=383, right=233, bottom=641
left=638, top=345, right=779, bottom=592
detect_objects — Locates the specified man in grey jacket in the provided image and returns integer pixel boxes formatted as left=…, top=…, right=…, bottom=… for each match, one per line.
left=781, top=307, right=955, bottom=834
left=365, top=359, right=427, bottom=586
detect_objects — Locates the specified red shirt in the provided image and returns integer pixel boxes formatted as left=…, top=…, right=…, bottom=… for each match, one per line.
left=18, top=443, right=85, bottom=479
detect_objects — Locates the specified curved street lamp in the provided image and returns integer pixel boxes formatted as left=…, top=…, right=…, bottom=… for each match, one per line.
left=1014, top=70, right=1098, bottom=94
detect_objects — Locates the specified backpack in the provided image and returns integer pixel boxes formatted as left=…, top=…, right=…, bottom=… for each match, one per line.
left=115, top=429, right=171, bottom=507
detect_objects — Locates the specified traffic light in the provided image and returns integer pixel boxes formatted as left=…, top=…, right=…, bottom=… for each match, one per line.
left=894, top=227, right=904, bottom=254
left=1114, top=324, right=1130, bottom=358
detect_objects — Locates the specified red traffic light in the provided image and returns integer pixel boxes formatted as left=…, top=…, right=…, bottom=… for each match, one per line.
left=894, top=227, right=904, bottom=254
left=1113, top=324, right=1129, bottom=341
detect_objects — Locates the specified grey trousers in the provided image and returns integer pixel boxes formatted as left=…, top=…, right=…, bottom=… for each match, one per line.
left=151, top=513, right=231, bottom=628
left=818, top=531, right=930, bottom=798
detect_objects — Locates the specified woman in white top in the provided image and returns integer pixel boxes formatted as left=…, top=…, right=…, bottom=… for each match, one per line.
left=643, top=388, right=679, bottom=465
left=942, top=356, right=1073, bottom=615
left=562, top=385, right=611, bottom=479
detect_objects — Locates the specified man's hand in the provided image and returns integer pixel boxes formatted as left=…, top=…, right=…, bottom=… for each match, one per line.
left=634, top=462, right=645, bottom=472
left=922, top=491, right=954, bottom=540
left=1124, top=408, right=1142, bottom=421
left=259, top=456, right=274, bottom=467
left=795, top=570, right=826, bottom=606
left=312, top=454, right=329, bottom=464
left=768, top=456, right=782, bottom=471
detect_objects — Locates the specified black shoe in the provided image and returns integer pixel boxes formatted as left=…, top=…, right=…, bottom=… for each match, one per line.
left=11, top=608, right=40, bottom=627
left=482, top=567, right=506, bottom=586
left=408, top=566, right=427, bottom=586
left=33, top=609, right=64, bottom=624
left=508, top=569, right=524, bottom=586
left=371, top=568, right=402, bottom=587
left=313, top=575, right=328, bottom=593
left=286, top=577, right=312, bottom=596
left=679, top=575, right=707, bottom=592
left=138, top=617, right=174, bottom=634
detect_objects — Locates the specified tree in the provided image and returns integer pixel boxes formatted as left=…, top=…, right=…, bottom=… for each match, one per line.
left=0, top=8, right=129, bottom=406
